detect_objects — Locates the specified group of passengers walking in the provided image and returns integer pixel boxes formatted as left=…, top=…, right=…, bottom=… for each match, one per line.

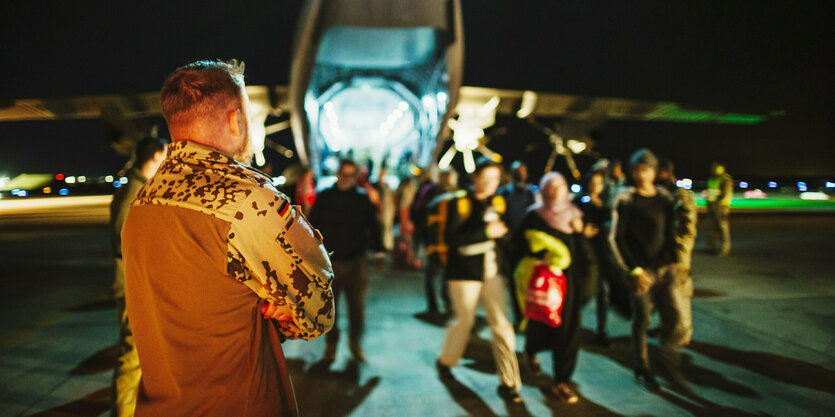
left=107, top=59, right=726, bottom=416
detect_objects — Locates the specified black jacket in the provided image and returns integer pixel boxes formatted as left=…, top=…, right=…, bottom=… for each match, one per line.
left=443, top=190, right=509, bottom=281
left=308, top=186, right=384, bottom=261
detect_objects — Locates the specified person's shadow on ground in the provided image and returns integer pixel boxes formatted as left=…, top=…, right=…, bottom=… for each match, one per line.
left=579, top=329, right=790, bottom=417
left=288, top=358, right=380, bottom=417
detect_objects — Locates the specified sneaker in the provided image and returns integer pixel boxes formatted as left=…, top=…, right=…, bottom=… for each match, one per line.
left=525, top=353, right=543, bottom=376
left=323, top=342, right=337, bottom=363
left=436, top=359, right=454, bottom=380
left=634, top=369, right=663, bottom=393
left=551, top=382, right=579, bottom=404
left=497, top=385, right=523, bottom=403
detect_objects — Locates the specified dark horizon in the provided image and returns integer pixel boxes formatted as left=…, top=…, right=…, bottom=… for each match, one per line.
left=1, top=0, right=833, bottom=179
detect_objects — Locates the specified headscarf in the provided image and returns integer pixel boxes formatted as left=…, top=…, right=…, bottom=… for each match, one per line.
left=529, top=172, right=583, bottom=234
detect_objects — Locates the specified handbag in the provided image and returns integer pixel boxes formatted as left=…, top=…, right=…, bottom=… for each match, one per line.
left=524, top=263, right=567, bottom=327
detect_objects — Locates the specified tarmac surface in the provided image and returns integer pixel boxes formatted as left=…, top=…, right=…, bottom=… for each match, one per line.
left=1, top=197, right=834, bottom=416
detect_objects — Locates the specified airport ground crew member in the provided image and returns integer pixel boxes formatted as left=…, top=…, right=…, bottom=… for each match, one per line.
left=706, top=162, right=733, bottom=255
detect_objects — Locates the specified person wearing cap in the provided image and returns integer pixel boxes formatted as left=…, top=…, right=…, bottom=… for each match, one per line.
left=705, top=162, right=733, bottom=255
left=609, top=148, right=685, bottom=392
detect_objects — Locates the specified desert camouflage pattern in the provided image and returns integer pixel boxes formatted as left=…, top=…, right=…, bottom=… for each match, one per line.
left=134, top=140, right=334, bottom=340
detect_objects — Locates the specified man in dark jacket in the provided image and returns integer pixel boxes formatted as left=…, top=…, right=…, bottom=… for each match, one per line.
left=309, top=159, right=385, bottom=363
left=435, top=158, right=522, bottom=403
left=609, top=148, right=685, bottom=393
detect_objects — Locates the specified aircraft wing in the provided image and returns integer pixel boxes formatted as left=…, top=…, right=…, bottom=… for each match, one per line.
left=457, top=86, right=771, bottom=124
left=0, top=86, right=288, bottom=122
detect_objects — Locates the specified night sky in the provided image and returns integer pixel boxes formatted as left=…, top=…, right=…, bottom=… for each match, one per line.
left=1, top=0, right=833, bottom=180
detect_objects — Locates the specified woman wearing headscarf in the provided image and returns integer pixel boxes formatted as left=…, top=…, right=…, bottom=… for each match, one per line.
left=513, top=172, right=593, bottom=403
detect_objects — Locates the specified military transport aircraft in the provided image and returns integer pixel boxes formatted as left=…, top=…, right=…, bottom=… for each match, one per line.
left=0, top=0, right=772, bottom=181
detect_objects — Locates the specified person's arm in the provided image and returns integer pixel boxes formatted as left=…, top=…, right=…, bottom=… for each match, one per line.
left=608, top=194, right=637, bottom=272
left=230, top=189, right=334, bottom=340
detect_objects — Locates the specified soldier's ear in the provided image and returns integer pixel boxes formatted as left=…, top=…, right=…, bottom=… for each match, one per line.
left=228, top=109, right=242, bottom=136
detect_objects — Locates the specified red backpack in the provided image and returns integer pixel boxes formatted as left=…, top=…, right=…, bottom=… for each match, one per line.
left=524, top=264, right=567, bottom=327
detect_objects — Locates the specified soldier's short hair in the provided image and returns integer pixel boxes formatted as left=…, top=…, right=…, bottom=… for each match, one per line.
left=160, top=60, right=245, bottom=127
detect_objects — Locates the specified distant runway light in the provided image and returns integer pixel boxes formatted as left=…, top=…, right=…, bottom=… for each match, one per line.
left=65, top=176, right=76, bottom=184
left=55, top=174, right=65, bottom=181
left=18, top=190, right=28, bottom=197
left=398, top=101, right=409, bottom=111
left=676, top=178, right=693, bottom=190
left=768, top=181, right=778, bottom=188
left=797, top=181, right=807, bottom=192
left=105, top=175, right=114, bottom=183
left=78, top=176, right=86, bottom=183
left=43, top=187, right=52, bottom=194
left=800, top=192, right=829, bottom=201
left=739, top=181, right=748, bottom=189
left=59, top=188, right=69, bottom=196
left=113, top=182, right=122, bottom=188
left=120, top=177, right=128, bottom=184
left=570, top=184, right=582, bottom=193
left=826, top=181, right=835, bottom=189
left=580, top=195, right=591, bottom=203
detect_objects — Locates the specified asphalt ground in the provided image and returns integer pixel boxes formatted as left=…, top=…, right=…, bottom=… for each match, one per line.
left=0, top=198, right=833, bottom=416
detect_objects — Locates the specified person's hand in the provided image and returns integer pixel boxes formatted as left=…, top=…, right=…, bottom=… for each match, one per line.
left=631, top=267, right=652, bottom=295
left=486, top=221, right=508, bottom=239
left=583, top=223, right=599, bottom=238
left=261, top=302, right=293, bottom=321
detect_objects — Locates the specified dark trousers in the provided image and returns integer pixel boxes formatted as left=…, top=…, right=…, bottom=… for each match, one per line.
left=525, top=271, right=581, bottom=383
left=424, top=257, right=449, bottom=312
left=707, top=203, right=731, bottom=253
left=326, top=257, right=368, bottom=345
left=631, top=264, right=685, bottom=371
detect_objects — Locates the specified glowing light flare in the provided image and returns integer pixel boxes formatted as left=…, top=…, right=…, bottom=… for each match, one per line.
left=59, top=188, right=69, bottom=196
left=825, top=181, right=834, bottom=189
left=55, top=174, right=65, bottom=181
left=800, top=192, right=829, bottom=201
left=77, top=176, right=86, bottom=183
left=797, top=181, right=807, bottom=192
left=768, top=181, right=778, bottom=188
left=570, top=184, right=582, bottom=193
left=105, top=175, right=114, bottom=183
left=463, top=149, right=476, bottom=174
left=739, top=181, right=749, bottom=189
left=676, top=178, right=693, bottom=190
left=65, top=176, right=76, bottom=184
left=119, top=177, right=128, bottom=184
left=398, top=101, right=409, bottom=111
left=566, top=139, right=587, bottom=154
left=272, top=176, right=287, bottom=186
left=43, top=187, right=52, bottom=194
left=438, top=146, right=457, bottom=170
left=580, top=195, right=591, bottom=203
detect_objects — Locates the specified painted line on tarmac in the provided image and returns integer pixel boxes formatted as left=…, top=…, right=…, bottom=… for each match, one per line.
left=0, top=311, right=69, bottom=348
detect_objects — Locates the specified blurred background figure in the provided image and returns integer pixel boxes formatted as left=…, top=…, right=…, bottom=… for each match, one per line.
left=309, top=159, right=385, bottom=363
left=605, top=159, right=627, bottom=209
left=109, top=136, right=168, bottom=417
left=276, top=164, right=317, bottom=215
left=414, top=168, right=459, bottom=315
left=513, top=172, right=588, bottom=403
left=610, top=148, right=686, bottom=393
left=705, top=161, right=733, bottom=256
left=500, top=161, right=539, bottom=327
left=435, top=158, right=523, bottom=404
left=394, top=172, right=420, bottom=269
left=573, top=166, right=618, bottom=347
left=373, top=164, right=396, bottom=251
left=657, top=158, right=697, bottom=348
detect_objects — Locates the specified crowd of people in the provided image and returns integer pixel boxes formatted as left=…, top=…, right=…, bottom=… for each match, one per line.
left=110, top=59, right=734, bottom=415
